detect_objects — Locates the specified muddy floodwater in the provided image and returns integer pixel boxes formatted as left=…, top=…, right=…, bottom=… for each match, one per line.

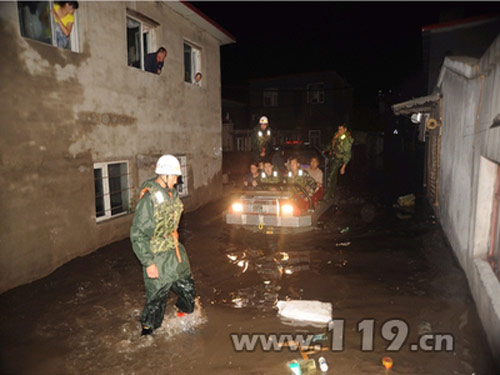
left=0, top=183, right=497, bottom=375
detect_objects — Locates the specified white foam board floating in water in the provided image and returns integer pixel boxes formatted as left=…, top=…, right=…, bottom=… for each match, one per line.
left=276, top=300, right=332, bottom=324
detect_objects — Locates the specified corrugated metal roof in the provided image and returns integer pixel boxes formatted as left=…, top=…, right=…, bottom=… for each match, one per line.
left=392, top=92, right=441, bottom=116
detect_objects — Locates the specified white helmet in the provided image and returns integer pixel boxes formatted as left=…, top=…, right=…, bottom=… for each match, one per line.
left=259, top=116, right=269, bottom=125
left=155, top=154, right=181, bottom=175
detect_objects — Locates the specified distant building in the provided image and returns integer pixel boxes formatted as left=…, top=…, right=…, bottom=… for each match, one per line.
left=393, top=33, right=500, bottom=365
left=248, top=71, right=353, bottom=145
left=0, top=2, right=234, bottom=292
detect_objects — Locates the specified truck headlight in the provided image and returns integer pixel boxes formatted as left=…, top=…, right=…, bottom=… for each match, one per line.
left=232, top=202, right=243, bottom=213
left=281, top=204, right=294, bottom=216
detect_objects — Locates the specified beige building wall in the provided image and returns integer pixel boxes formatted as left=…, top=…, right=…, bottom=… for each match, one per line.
left=0, top=1, right=232, bottom=293
left=436, top=35, right=500, bottom=365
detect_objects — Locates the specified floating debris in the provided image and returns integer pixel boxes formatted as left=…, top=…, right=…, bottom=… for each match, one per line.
left=397, top=193, right=415, bottom=207
left=236, top=260, right=249, bottom=273
left=382, top=356, right=393, bottom=371
left=336, top=241, right=351, bottom=247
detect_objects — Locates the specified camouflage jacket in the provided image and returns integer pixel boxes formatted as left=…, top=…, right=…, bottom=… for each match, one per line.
left=130, top=178, right=191, bottom=283
left=258, top=170, right=282, bottom=185
left=251, top=125, right=272, bottom=154
left=324, top=131, right=354, bottom=165
left=286, top=169, right=317, bottom=194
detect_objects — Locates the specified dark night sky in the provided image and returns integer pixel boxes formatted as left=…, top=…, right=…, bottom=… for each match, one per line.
left=192, top=2, right=499, bottom=103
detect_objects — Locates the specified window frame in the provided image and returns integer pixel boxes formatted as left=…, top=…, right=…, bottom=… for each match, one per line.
left=183, top=41, right=202, bottom=84
left=263, top=88, right=278, bottom=107
left=307, top=82, right=325, bottom=104
left=94, top=160, right=131, bottom=222
left=17, top=0, right=80, bottom=52
left=488, top=165, right=500, bottom=280
left=175, top=155, right=189, bottom=197
left=126, top=11, right=158, bottom=71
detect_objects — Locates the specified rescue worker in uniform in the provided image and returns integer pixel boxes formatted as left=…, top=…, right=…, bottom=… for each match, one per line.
left=258, top=160, right=282, bottom=186
left=130, top=155, right=195, bottom=336
left=287, top=157, right=317, bottom=210
left=251, top=116, right=272, bottom=163
left=323, top=124, right=354, bottom=201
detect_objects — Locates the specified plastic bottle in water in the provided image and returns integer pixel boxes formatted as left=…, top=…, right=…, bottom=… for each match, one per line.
left=318, top=357, right=328, bottom=372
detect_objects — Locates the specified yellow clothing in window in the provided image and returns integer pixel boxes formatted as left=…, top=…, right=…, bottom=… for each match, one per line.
left=53, top=4, right=74, bottom=27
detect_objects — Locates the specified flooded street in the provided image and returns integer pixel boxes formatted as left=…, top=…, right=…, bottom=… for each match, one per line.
left=0, top=180, right=497, bottom=375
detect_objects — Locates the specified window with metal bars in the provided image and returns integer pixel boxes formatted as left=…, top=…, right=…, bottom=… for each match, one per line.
left=488, top=165, right=500, bottom=281
left=176, top=155, right=188, bottom=197
left=94, top=161, right=130, bottom=221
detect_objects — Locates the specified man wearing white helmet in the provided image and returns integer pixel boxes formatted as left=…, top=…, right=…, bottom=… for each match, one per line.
left=251, top=115, right=272, bottom=163
left=130, top=154, right=195, bottom=336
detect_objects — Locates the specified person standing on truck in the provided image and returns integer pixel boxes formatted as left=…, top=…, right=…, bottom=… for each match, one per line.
left=251, top=116, right=272, bottom=163
left=130, top=155, right=196, bottom=336
left=323, top=123, right=354, bottom=201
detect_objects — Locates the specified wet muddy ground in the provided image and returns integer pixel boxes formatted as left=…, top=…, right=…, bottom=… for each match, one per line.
left=0, top=181, right=497, bottom=374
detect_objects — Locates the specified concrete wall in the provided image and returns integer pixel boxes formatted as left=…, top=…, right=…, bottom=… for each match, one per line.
left=0, top=2, right=225, bottom=293
left=437, top=34, right=500, bottom=364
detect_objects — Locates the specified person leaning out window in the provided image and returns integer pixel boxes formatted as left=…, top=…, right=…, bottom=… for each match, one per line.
left=51, top=1, right=79, bottom=50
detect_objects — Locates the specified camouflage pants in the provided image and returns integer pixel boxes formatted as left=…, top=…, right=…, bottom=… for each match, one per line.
left=141, top=275, right=196, bottom=330
left=323, top=158, right=343, bottom=201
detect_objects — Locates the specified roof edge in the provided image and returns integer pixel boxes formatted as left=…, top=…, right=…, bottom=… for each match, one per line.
left=422, top=14, right=499, bottom=33
left=164, top=1, right=236, bottom=45
left=180, top=1, right=236, bottom=42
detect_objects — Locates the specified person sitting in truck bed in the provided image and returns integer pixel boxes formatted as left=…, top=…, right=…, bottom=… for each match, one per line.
left=243, top=162, right=260, bottom=190
left=286, top=157, right=317, bottom=210
left=287, top=157, right=317, bottom=196
left=305, top=156, right=324, bottom=205
left=258, top=160, right=283, bottom=187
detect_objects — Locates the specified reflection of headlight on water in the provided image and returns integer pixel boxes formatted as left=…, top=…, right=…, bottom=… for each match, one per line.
left=232, top=202, right=243, bottom=212
left=284, top=268, right=293, bottom=275
left=281, top=204, right=294, bottom=215
left=237, top=260, right=249, bottom=273
left=232, top=298, right=244, bottom=308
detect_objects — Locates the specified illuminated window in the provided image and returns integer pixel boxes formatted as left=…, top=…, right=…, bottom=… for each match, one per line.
left=17, top=1, right=80, bottom=52
left=126, top=11, right=158, bottom=71
left=184, top=42, right=201, bottom=84
left=94, top=161, right=131, bottom=221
